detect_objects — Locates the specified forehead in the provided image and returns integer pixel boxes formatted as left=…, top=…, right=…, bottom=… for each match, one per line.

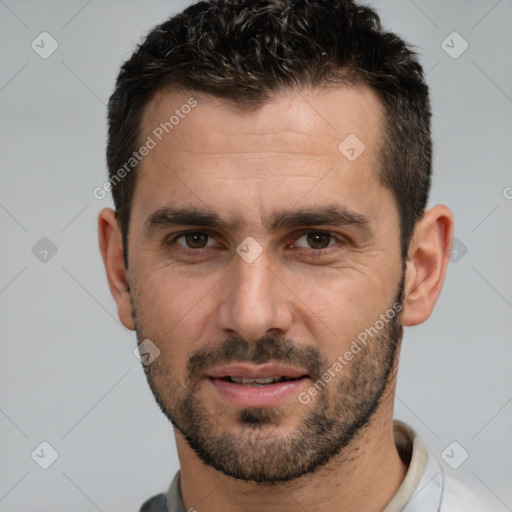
left=134, top=85, right=389, bottom=224
left=141, top=85, right=384, bottom=160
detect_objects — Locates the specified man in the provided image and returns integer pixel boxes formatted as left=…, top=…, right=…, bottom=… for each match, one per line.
left=98, top=1, right=490, bottom=510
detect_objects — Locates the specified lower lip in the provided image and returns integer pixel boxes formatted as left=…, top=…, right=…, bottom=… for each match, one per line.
left=208, top=377, right=309, bottom=408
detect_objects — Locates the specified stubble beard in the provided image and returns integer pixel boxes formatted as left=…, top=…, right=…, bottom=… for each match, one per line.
left=133, top=273, right=405, bottom=484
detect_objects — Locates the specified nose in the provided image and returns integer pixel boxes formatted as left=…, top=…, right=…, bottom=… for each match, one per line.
left=217, top=251, right=293, bottom=342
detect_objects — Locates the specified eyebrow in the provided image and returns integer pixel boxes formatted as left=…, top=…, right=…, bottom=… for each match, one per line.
left=268, top=204, right=371, bottom=233
left=145, top=207, right=238, bottom=231
left=145, top=204, right=372, bottom=236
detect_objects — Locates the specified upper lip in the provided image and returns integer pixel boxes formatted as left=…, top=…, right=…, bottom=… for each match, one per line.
left=207, top=363, right=308, bottom=379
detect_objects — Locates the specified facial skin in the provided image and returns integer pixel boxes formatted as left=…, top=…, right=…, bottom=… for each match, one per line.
left=99, top=86, right=453, bottom=512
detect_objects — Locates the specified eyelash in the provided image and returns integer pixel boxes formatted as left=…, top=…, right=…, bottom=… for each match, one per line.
left=167, top=230, right=346, bottom=256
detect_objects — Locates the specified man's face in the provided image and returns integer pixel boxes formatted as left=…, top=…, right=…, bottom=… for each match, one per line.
left=127, top=86, right=405, bottom=482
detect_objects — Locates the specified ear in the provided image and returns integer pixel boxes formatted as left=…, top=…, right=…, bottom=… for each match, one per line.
left=402, top=205, right=454, bottom=327
left=98, top=208, right=135, bottom=330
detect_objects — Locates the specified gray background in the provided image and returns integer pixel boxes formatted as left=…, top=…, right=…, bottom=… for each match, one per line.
left=1, top=0, right=511, bottom=510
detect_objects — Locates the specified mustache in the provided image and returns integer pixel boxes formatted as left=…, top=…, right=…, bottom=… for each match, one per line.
left=186, top=335, right=328, bottom=383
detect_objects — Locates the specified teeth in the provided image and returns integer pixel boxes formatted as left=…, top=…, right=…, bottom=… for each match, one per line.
left=253, top=377, right=278, bottom=384
left=229, top=376, right=286, bottom=385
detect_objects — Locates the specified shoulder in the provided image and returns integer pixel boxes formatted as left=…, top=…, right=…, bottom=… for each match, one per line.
left=139, top=471, right=183, bottom=512
left=139, top=492, right=168, bottom=512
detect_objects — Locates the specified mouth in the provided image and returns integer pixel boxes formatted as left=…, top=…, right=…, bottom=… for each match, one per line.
left=215, top=375, right=307, bottom=386
left=207, top=362, right=308, bottom=380
left=206, top=363, right=310, bottom=407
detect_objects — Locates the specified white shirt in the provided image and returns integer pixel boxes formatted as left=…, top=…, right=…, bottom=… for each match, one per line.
left=384, top=420, right=491, bottom=511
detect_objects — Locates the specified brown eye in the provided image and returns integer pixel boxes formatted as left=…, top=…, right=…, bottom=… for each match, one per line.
left=184, top=233, right=208, bottom=248
left=290, top=231, right=344, bottom=256
left=306, top=232, right=333, bottom=249
left=174, top=232, right=213, bottom=249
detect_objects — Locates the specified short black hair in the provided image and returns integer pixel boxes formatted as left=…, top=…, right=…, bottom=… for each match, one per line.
left=107, top=0, right=432, bottom=264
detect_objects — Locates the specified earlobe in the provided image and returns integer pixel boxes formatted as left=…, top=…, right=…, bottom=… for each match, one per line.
left=401, top=205, right=454, bottom=327
left=98, top=208, right=136, bottom=330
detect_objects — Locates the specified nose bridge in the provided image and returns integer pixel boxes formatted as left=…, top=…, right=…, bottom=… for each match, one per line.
left=218, top=251, right=291, bottom=340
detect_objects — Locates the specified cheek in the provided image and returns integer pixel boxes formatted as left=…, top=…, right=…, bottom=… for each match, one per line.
left=287, top=266, right=397, bottom=352
left=133, top=270, right=214, bottom=361
left=137, top=263, right=209, bottom=316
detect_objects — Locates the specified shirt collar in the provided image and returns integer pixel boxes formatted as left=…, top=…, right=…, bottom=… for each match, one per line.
left=166, top=470, right=185, bottom=512
left=384, top=420, right=443, bottom=511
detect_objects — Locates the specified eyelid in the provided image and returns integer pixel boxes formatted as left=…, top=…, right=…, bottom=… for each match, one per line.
left=292, top=229, right=345, bottom=249
left=291, top=230, right=346, bottom=248
left=168, top=230, right=219, bottom=249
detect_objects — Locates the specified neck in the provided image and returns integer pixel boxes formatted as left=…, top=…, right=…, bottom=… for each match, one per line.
left=176, top=406, right=407, bottom=512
